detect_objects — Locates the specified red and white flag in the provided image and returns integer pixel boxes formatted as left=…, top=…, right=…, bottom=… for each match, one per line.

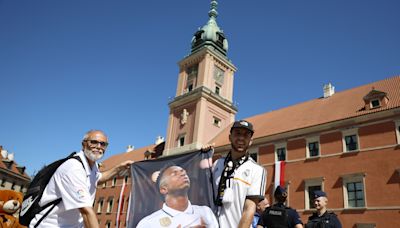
left=116, top=181, right=127, bottom=228
left=274, top=161, right=285, bottom=190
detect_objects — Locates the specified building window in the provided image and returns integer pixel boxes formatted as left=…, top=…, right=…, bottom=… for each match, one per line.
left=106, top=198, right=114, bottom=213
left=306, top=136, right=320, bottom=158
left=213, top=117, right=221, bottom=127
left=97, top=199, right=104, bottom=213
left=275, top=143, right=287, bottom=161
left=395, top=120, right=400, bottom=144
left=102, top=182, right=106, bottom=188
left=342, top=173, right=366, bottom=208
left=215, top=86, right=220, bottom=95
left=124, top=175, right=129, bottom=184
left=342, top=129, right=359, bottom=152
left=112, top=177, right=117, bottom=187
left=345, top=135, right=358, bottom=151
left=178, top=135, right=185, bottom=147
left=188, top=84, right=193, bottom=92
left=308, top=142, right=319, bottom=157
left=105, top=220, right=111, bottom=228
left=304, top=177, right=324, bottom=210
left=370, top=99, right=380, bottom=108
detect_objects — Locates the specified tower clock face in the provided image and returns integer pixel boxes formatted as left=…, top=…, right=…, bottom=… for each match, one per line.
left=214, top=66, right=224, bottom=84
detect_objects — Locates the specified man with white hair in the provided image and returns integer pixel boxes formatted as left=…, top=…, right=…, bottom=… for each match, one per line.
left=29, top=130, right=133, bottom=228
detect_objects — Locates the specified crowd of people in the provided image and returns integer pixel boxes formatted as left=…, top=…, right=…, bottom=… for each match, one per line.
left=25, top=120, right=342, bottom=227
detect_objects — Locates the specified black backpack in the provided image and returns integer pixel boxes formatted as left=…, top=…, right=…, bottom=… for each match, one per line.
left=260, top=205, right=289, bottom=228
left=19, top=152, right=84, bottom=227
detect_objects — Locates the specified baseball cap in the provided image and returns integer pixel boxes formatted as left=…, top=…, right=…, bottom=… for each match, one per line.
left=230, top=120, right=254, bottom=134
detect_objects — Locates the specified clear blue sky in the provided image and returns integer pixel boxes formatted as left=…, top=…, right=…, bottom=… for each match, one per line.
left=1, top=0, right=399, bottom=176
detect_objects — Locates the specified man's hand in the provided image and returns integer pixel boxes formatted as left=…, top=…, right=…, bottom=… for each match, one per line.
left=201, top=144, right=215, bottom=152
left=118, top=160, right=134, bottom=176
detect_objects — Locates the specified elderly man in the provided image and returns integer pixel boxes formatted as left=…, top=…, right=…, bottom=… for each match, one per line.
left=29, top=130, right=133, bottom=228
left=305, top=190, right=342, bottom=228
left=137, top=165, right=218, bottom=228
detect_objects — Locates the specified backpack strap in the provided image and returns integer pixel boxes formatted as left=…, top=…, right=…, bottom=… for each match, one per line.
left=33, top=153, right=85, bottom=227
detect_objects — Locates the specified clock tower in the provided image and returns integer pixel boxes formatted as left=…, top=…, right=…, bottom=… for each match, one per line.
left=164, top=0, right=237, bottom=155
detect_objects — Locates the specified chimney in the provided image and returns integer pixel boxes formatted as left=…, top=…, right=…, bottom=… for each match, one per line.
left=126, top=145, right=134, bottom=152
left=323, top=83, right=335, bottom=98
left=155, top=136, right=165, bottom=145
left=1, top=148, right=8, bottom=159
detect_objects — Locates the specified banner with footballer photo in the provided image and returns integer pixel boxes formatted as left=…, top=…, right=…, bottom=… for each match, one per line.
left=127, top=150, right=216, bottom=228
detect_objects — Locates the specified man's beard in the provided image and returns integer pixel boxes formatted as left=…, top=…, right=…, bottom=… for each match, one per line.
left=84, top=149, right=104, bottom=162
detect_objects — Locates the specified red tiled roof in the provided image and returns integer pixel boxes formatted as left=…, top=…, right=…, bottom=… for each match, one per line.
left=102, top=76, right=400, bottom=163
left=100, top=144, right=157, bottom=171
left=211, top=75, right=400, bottom=147
left=0, top=159, right=30, bottom=179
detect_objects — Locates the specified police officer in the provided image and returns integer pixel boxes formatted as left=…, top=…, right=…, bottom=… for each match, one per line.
left=257, top=186, right=303, bottom=228
left=305, top=190, right=342, bottom=228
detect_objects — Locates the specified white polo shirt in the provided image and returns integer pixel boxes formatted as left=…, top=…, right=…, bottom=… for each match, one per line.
left=136, top=201, right=219, bottom=228
left=29, top=151, right=101, bottom=228
left=213, top=157, right=266, bottom=228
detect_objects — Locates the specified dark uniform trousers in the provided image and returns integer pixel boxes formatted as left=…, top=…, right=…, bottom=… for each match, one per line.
left=305, top=211, right=342, bottom=228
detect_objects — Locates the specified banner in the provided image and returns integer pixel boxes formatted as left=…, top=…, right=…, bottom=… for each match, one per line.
left=274, top=161, right=285, bottom=190
left=115, top=180, right=126, bottom=228
left=127, top=150, right=216, bottom=227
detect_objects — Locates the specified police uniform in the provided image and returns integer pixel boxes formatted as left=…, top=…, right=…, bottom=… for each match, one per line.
left=213, top=156, right=266, bottom=228
left=306, top=211, right=342, bottom=228
left=136, top=201, right=218, bottom=228
left=258, top=202, right=302, bottom=228
left=305, top=190, right=342, bottom=228
left=29, top=151, right=101, bottom=228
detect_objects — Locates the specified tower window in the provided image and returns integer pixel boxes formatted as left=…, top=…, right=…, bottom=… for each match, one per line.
left=178, top=135, right=185, bottom=147
left=213, top=117, right=221, bottom=127
left=188, top=84, right=193, bottom=92
left=215, top=86, right=220, bottom=95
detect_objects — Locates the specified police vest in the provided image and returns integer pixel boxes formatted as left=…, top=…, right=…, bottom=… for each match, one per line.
left=305, top=212, right=337, bottom=228
left=261, top=205, right=289, bottom=228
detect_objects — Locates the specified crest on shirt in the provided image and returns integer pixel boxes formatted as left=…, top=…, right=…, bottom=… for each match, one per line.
left=242, top=169, right=250, bottom=178
left=159, top=217, right=171, bottom=227
left=77, top=189, right=86, bottom=199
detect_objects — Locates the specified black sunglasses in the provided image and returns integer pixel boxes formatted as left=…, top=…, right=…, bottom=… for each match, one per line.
left=85, top=140, right=109, bottom=147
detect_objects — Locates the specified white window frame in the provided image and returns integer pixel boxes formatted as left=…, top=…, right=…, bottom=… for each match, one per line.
left=306, top=136, right=320, bottom=158
left=370, top=99, right=381, bottom=109
left=112, top=177, right=117, bottom=187
left=275, top=142, right=287, bottom=161
left=342, top=173, right=366, bottom=209
left=395, top=120, right=400, bottom=144
left=97, top=198, right=104, bottom=213
left=342, top=128, right=360, bottom=152
left=106, top=197, right=114, bottom=213
left=304, top=177, right=324, bottom=210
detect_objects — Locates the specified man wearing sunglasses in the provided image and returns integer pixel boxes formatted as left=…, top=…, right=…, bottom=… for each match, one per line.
left=29, top=130, right=133, bottom=228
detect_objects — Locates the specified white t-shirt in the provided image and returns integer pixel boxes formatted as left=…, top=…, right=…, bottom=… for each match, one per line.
left=29, top=151, right=101, bottom=228
left=137, top=201, right=219, bottom=228
left=213, top=157, right=266, bottom=228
